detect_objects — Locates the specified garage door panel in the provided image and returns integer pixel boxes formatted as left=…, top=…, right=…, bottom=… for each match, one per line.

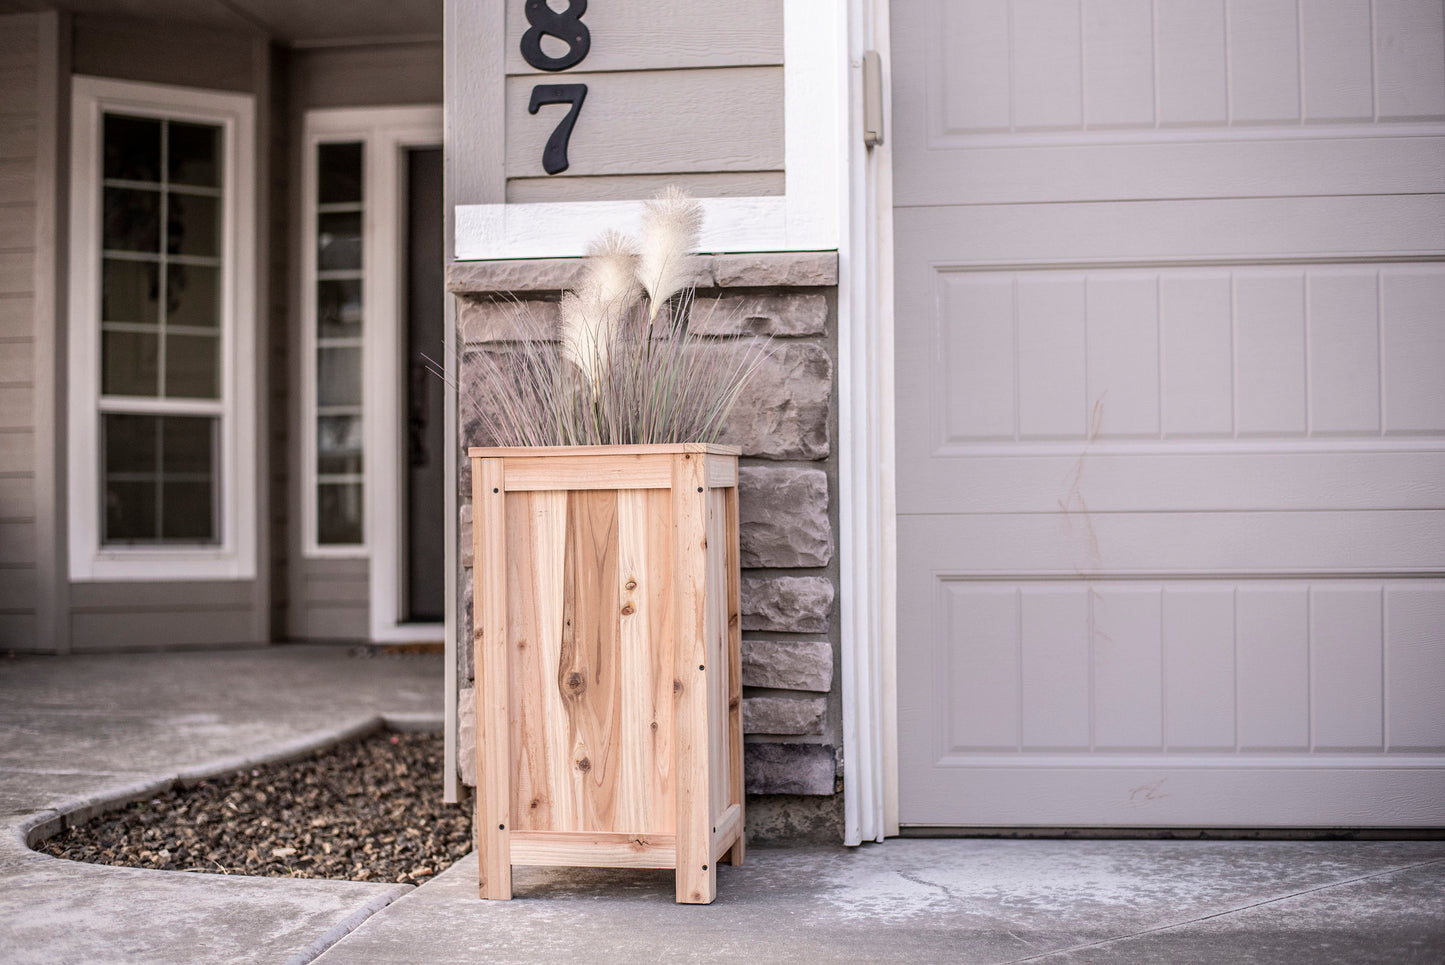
left=899, top=511, right=1445, bottom=576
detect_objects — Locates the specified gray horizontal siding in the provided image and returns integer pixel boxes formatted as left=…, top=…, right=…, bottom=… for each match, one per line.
left=506, top=170, right=784, bottom=204
left=289, top=556, right=369, bottom=641
left=68, top=580, right=263, bottom=651
left=290, top=42, right=442, bottom=110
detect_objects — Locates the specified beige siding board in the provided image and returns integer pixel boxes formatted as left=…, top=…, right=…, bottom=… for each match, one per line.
left=504, top=67, right=783, bottom=179
left=0, top=67, right=37, bottom=113
left=0, top=613, right=38, bottom=649
left=0, top=474, right=33, bottom=519
left=296, top=556, right=369, bottom=580
left=0, top=162, right=34, bottom=206
left=0, top=338, right=33, bottom=384
left=0, top=564, right=36, bottom=608
left=0, top=429, right=33, bottom=468
left=0, top=295, right=33, bottom=339
left=507, top=170, right=784, bottom=204
left=72, top=14, right=255, bottom=93
left=0, top=14, right=39, bottom=66
left=291, top=43, right=443, bottom=110
left=296, top=603, right=369, bottom=640
left=71, top=607, right=259, bottom=650
left=0, top=386, right=32, bottom=429
left=70, top=580, right=254, bottom=610
left=0, top=251, right=33, bottom=293
left=504, top=0, right=782, bottom=74
left=303, top=576, right=371, bottom=604
left=0, top=520, right=35, bottom=564
left=0, top=202, right=35, bottom=249
left=0, top=116, right=37, bottom=160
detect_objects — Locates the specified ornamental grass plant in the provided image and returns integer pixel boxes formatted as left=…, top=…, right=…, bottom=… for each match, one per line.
left=463, top=188, right=770, bottom=448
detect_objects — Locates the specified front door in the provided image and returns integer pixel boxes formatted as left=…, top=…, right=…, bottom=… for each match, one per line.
left=892, top=0, right=1445, bottom=827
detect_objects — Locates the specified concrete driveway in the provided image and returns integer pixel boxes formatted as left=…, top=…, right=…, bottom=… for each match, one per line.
left=2, top=645, right=1442, bottom=964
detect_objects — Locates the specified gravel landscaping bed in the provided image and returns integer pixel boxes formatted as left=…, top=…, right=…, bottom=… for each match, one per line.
left=40, top=730, right=472, bottom=885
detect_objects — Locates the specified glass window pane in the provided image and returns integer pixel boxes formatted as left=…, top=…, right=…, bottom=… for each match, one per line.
left=318, top=482, right=363, bottom=545
left=164, top=333, right=219, bottom=399
left=161, top=416, right=215, bottom=474
left=167, top=121, right=221, bottom=188
left=166, top=263, right=220, bottom=330
left=102, top=259, right=160, bottom=325
left=317, top=212, right=362, bottom=270
left=103, top=187, right=161, bottom=253
left=317, top=346, right=362, bottom=407
left=317, top=142, right=363, bottom=204
left=161, top=481, right=214, bottom=541
left=103, top=413, right=158, bottom=475
left=317, top=278, right=362, bottom=338
left=317, top=414, right=363, bottom=474
left=167, top=192, right=219, bottom=257
left=105, top=479, right=158, bottom=542
left=103, top=114, right=161, bottom=183
left=102, top=330, right=159, bottom=397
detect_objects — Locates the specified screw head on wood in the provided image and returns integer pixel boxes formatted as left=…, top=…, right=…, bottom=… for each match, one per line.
left=493, top=487, right=499, bottom=493
left=499, top=824, right=505, bottom=830
left=697, top=486, right=703, bottom=492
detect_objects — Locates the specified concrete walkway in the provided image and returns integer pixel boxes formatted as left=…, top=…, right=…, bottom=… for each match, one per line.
left=2, top=647, right=1443, bottom=964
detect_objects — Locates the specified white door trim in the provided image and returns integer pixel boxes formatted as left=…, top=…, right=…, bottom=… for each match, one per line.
left=301, top=106, right=445, bottom=644
left=840, top=0, right=899, bottom=844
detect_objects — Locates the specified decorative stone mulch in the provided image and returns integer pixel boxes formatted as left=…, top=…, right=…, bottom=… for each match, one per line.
left=40, top=731, right=471, bottom=885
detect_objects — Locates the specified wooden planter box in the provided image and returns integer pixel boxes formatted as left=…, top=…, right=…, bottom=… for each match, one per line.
left=468, top=444, right=745, bottom=904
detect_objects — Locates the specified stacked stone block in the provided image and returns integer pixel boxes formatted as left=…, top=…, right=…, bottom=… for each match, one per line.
left=450, top=252, right=841, bottom=835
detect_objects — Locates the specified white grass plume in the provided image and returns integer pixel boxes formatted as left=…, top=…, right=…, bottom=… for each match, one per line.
left=561, top=230, right=639, bottom=387
left=636, top=186, right=703, bottom=323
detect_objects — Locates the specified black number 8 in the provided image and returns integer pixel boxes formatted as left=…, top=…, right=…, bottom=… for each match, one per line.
left=520, top=0, right=591, bottom=73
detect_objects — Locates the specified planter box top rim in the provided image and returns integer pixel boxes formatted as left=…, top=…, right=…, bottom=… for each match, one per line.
left=468, top=443, right=741, bottom=458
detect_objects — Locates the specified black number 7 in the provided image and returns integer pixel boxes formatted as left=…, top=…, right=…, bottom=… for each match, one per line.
left=528, top=83, right=587, bottom=175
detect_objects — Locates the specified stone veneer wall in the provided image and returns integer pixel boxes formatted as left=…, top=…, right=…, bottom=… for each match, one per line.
left=449, top=251, right=843, bottom=842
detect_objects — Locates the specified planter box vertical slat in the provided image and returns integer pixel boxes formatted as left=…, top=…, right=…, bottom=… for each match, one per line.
left=469, top=444, right=745, bottom=905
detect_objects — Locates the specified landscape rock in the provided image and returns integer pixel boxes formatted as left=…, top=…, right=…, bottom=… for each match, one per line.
left=459, top=501, right=473, bottom=568
left=741, top=640, right=833, bottom=692
left=738, top=466, right=832, bottom=567
left=458, top=296, right=557, bottom=344
left=741, top=576, right=833, bottom=633
left=743, top=696, right=827, bottom=735
left=718, top=341, right=831, bottom=460
left=744, top=743, right=836, bottom=795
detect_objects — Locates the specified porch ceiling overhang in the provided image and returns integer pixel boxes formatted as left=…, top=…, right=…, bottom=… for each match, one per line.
left=0, top=0, right=441, bottom=46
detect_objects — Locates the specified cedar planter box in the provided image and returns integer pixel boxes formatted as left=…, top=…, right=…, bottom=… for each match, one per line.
left=469, top=444, right=745, bottom=904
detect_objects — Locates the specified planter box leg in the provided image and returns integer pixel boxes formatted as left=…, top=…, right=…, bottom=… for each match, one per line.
left=475, top=458, right=513, bottom=899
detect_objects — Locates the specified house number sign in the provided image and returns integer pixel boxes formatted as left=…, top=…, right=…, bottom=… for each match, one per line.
left=522, top=0, right=589, bottom=175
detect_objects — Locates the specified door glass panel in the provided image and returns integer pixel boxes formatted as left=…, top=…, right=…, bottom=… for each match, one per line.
left=317, top=212, right=362, bottom=270
left=318, top=482, right=363, bottom=545
left=101, top=414, right=216, bottom=544
left=317, top=278, right=362, bottom=338
left=318, top=142, right=363, bottom=203
left=317, top=346, right=362, bottom=407
left=317, top=414, right=363, bottom=474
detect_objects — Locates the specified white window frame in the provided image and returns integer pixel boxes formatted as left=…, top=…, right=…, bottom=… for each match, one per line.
left=67, top=76, right=257, bottom=582
left=452, top=0, right=845, bottom=258
left=301, top=106, right=445, bottom=642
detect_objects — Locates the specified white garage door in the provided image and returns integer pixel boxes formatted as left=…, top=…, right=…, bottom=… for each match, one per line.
left=893, top=0, right=1445, bottom=827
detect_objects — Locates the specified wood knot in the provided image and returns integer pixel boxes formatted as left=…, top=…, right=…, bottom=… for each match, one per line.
left=516, top=638, right=527, bottom=650
left=673, top=679, right=683, bottom=695
left=576, top=757, right=591, bottom=773
left=729, top=696, right=740, bottom=710
left=620, top=603, right=635, bottom=616
left=625, top=578, right=637, bottom=591
left=728, top=614, right=739, bottom=628
left=565, top=672, right=586, bottom=695
left=529, top=798, right=541, bottom=809
left=650, top=721, right=658, bottom=731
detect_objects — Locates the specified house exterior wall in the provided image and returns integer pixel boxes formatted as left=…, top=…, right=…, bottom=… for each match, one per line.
left=278, top=44, right=442, bottom=641
left=0, top=14, right=47, bottom=651
left=449, top=254, right=845, bottom=841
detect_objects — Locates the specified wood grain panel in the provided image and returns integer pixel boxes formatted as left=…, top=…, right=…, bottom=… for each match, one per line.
left=507, top=171, right=783, bottom=204
left=510, top=830, right=675, bottom=868
left=504, top=67, right=783, bottom=179
left=559, top=488, right=623, bottom=830
left=474, top=457, right=512, bottom=899
left=504, top=454, right=671, bottom=491
left=504, top=0, right=782, bottom=74
left=616, top=488, right=675, bottom=834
